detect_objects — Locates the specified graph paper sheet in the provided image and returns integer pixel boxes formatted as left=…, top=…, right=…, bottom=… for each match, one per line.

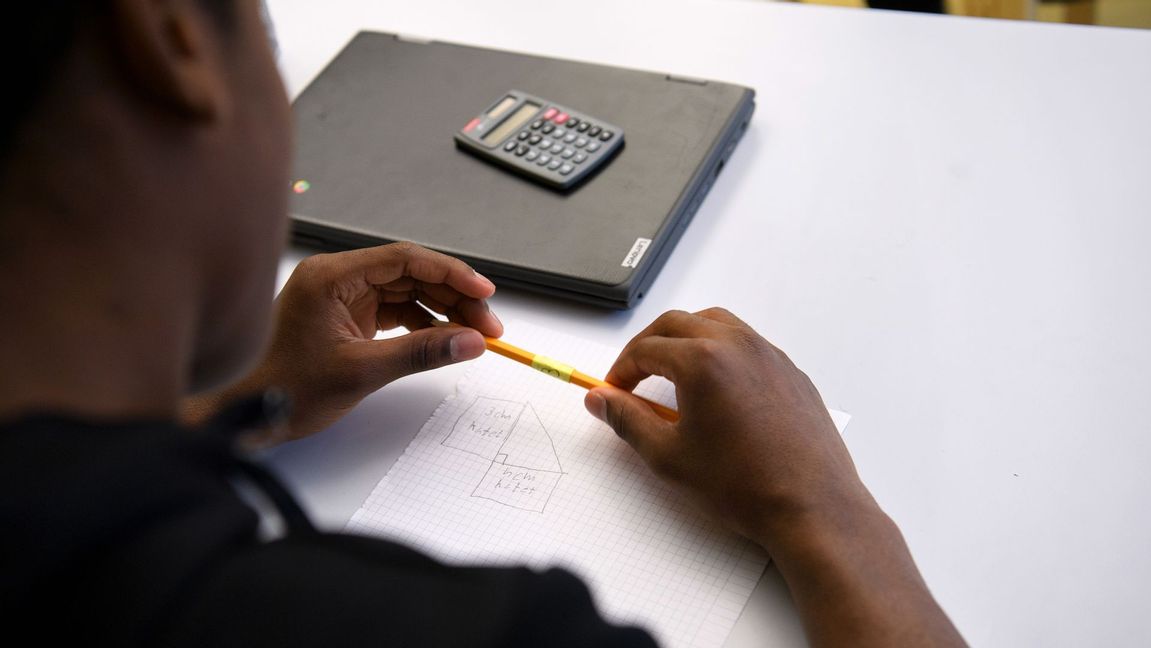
left=348, top=321, right=850, bottom=648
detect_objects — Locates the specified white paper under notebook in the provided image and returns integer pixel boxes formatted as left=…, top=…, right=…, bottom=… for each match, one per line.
left=348, top=321, right=850, bottom=648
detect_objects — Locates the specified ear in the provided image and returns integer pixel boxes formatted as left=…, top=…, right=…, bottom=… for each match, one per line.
left=108, top=0, right=231, bottom=122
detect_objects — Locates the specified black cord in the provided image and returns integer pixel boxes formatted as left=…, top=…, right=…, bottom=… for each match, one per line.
left=203, top=389, right=316, bottom=535
left=232, top=457, right=317, bottom=535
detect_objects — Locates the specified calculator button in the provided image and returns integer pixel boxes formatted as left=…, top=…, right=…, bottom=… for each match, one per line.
left=517, top=131, right=530, bottom=141
left=586, top=141, right=601, bottom=152
left=542, top=107, right=558, bottom=120
left=588, top=125, right=602, bottom=137
left=599, top=130, right=614, bottom=141
left=550, top=143, right=564, bottom=154
left=525, top=150, right=539, bottom=161
left=576, top=122, right=590, bottom=132
left=537, top=154, right=552, bottom=166
left=554, top=112, right=570, bottom=125
left=528, top=134, right=542, bottom=145
left=547, top=159, right=562, bottom=170
left=541, top=123, right=555, bottom=134
left=563, top=132, right=577, bottom=144
left=559, top=163, right=574, bottom=175
left=575, top=137, right=588, bottom=148
left=573, top=152, right=588, bottom=164
left=566, top=118, right=580, bottom=129
left=503, top=141, right=517, bottom=152
left=530, top=120, right=544, bottom=130
left=540, top=138, right=553, bottom=149
left=561, top=148, right=575, bottom=159
left=515, top=145, right=529, bottom=156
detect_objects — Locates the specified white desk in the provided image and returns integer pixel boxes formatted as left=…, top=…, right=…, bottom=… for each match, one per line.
left=263, top=1, right=1151, bottom=645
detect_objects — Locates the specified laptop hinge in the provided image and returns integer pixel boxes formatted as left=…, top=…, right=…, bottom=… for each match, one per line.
left=665, top=74, right=708, bottom=86
left=394, top=33, right=434, bottom=45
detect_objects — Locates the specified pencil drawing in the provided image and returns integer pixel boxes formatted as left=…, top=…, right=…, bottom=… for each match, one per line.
left=442, top=396, right=564, bottom=513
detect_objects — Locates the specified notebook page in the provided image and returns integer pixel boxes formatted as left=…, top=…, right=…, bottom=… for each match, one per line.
left=348, top=321, right=850, bottom=648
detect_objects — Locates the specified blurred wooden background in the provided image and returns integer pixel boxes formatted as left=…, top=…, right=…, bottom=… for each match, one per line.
left=790, top=0, right=1151, bottom=28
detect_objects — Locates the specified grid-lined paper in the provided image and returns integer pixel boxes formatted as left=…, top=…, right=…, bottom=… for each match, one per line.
left=348, top=321, right=848, bottom=648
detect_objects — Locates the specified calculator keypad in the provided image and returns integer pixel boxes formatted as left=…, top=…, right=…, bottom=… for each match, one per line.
left=502, top=108, right=620, bottom=180
left=526, top=129, right=603, bottom=162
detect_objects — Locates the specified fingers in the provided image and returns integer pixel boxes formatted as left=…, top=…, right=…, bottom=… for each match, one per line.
left=452, top=298, right=503, bottom=337
left=604, top=310, right=727, bottom=384
left=604, top=336, right=693, bottom=390
left=346, top=326, right=487, bottom=389
left=629, top=309, right=717, bottom=341
left=693, top=306, right=748, bottom=328
left=359, top=243, right=502, bottom=337
left=602, top=310, right=705, bottom=389
left=412, top=288, right=501, bottom=337
left=352, top=242, right=496, bottom=301
left=604, top=308, right=754, bottom=388
left=632, top=307, right=748, bottom=340
left=376, top=301, right=437, bottom=332
left=585, top=386, right=675, bottom=472
left=377, top=295, right=502, bottom=338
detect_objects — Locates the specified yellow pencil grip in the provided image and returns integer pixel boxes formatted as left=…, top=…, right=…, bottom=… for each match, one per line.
left=531, top=355, right=575, bottom=382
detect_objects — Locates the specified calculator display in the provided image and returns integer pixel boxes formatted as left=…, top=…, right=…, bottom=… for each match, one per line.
left=487, top=96, right=517, bottom=118
left=481, top=102, right=541, bottom=145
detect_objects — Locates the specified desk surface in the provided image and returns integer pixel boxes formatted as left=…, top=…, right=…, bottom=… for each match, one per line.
left=263, top=1, right=1151, bottom=645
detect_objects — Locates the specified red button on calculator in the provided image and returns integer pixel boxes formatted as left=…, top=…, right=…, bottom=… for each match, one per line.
left=541, top=107, right=558, bottom=120
left=554, top=112, right=570, bottom=124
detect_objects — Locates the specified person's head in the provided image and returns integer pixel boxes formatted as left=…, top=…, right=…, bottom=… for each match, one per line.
left=0, top=1, right=292, bottom=392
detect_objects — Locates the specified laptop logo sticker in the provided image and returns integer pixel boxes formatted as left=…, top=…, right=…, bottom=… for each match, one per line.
left=621, top=238, right=651, bottom=268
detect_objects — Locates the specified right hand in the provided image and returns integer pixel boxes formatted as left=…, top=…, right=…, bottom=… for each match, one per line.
left=584, top=308, right=872, bottom=551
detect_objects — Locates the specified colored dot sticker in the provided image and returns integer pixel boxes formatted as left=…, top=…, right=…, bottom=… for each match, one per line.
left=292, top=180, right=311, bottom=194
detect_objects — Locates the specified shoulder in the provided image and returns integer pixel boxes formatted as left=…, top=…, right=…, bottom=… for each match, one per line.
left=1, top=415, right=259, bottom=643
left=159, top=532, right=657, bottom=648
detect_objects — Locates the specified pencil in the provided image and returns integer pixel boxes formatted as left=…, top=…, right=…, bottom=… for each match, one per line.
left=428, top=319, right=681, bottom=422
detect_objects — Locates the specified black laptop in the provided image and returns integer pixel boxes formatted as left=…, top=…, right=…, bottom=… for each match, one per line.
left=289, top=31, right=755, bottom=309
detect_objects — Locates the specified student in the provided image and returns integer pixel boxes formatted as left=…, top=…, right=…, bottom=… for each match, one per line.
left=0, top=2, right=964, bottom=646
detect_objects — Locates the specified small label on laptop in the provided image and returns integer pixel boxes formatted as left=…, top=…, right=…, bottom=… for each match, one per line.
left=621, top=238, right=652, bottom=268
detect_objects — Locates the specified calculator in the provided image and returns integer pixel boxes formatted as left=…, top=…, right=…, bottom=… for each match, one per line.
left=455, top=90, right=624, bottom=190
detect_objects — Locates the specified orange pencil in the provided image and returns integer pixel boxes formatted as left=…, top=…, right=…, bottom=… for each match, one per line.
left=429, top=320, right=680, bottom=422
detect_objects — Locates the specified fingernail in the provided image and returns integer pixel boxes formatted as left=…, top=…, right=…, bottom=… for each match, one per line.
left=473, top=269, right=495, bottom=290
left=450, top=330, right=485, bottom=361
left=586, top=392, right=608, bottom=422
left=486, top=301, right=503, bottom=330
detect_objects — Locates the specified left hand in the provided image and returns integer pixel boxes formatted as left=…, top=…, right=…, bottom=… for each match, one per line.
left=183, top=242, right=502, bottom=443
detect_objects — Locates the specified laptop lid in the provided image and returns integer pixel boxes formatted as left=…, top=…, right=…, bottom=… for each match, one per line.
left=289, top=32, right=754, bottom=308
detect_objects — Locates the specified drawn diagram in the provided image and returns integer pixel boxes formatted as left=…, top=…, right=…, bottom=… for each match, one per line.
left=442, top=396, right=564, bottom=513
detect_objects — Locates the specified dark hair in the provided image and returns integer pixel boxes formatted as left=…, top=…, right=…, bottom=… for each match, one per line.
left=1, top=2, right=233, bottom=160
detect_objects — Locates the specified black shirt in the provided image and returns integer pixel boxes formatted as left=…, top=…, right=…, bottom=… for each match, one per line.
left=0, top=415, right=656, bottom=647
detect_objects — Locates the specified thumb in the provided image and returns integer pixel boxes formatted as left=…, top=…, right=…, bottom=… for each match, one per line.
left=357, top=327, right=486, bottom=386
left=585, top=386, right=673, bottom=464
